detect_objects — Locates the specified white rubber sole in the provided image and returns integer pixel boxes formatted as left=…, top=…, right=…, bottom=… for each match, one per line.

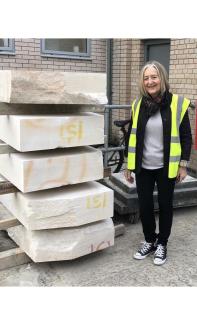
left=133, top=251, right=155, bottom=260
left=153, top=257, right=167, bottom=265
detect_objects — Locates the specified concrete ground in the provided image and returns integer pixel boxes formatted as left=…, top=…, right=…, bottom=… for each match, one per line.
left=0, top=205, right=197, bottom=287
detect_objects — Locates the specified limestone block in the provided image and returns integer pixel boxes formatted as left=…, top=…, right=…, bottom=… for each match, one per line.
left=1, top=181, right=114, bottom=230
left=8, top=218, right=115, bottom=262
left=0, top=70, right=107, bottom=105
left=0, top=146, right=103, bottom=193
left=0, top=112, right=104, bottom=151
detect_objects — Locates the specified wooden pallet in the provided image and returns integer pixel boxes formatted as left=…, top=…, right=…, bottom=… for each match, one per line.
left=0, top=248, right=31, bottom=271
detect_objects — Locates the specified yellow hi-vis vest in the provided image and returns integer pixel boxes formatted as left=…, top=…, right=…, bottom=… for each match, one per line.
left=127, top=94, right=190, bottom=178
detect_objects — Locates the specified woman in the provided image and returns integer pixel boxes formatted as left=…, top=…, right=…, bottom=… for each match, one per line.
left=124, top=61, right=192, bottom=265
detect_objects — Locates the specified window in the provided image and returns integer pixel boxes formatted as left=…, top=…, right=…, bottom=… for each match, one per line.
left=0, top=39, right=15, bottom=54
left=41, top=39, right=91, bottom=59
left=144, top=39, right=170, bottom=73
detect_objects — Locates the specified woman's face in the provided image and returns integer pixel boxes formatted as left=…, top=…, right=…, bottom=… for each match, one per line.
left=143, top=66, right=161, bottom=98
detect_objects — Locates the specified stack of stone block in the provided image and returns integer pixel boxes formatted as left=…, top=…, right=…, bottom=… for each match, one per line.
left=0, top=70, right=114, bottom=262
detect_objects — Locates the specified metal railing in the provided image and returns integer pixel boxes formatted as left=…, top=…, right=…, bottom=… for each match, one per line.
left=103, top=105, right=130, bottom=168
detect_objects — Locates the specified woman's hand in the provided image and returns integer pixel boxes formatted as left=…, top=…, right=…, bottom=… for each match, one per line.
left=124, top=169, right=134, bottom=184
left=176, top=167, right=187, bottom=183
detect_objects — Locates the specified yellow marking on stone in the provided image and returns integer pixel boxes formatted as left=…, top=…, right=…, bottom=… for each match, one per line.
left=86, top=197, right=91, bottom=209
left=60, top=119, right=84, bottom=144
left=78, top=154, right=87, bottom=182
left=24, top=161, right=33, bottom=191
left=23, top=119, right=46, bottom=129
left=38, top=157, right=70, bottom=190
left=103, top=192, right=107, bottom=208
left=78, top=121, right=83, bottom=140
left=47, top=158, right=53, bottom=165
left=86, top=193, right=107, bottom=209
left=93, top=195, right=103, bottom=208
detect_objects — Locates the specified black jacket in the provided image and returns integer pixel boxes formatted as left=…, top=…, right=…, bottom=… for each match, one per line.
left=125, top=92, right=192, bottom=176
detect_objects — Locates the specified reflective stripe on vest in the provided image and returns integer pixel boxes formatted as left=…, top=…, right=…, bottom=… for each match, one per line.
left=127, top=98, right=142, bottom=170
left=168, top=94, right=190, bottom=178
left=127, top=94, right=190, bottom=178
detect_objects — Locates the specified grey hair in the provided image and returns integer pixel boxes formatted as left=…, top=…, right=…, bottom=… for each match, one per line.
left=139, top=60, right=170, bottom=97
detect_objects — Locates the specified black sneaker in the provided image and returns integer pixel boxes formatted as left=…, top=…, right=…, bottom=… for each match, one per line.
left=154, top=244, right=167, bottom=265
left=133, top=241, right=156, bottom=260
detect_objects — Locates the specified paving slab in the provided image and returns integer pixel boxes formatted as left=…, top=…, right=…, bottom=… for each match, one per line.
left=103, top=172, right=197, bottom=217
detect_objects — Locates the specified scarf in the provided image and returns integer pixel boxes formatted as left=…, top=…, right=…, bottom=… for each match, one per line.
left=143, top=91, right=170, bottom=118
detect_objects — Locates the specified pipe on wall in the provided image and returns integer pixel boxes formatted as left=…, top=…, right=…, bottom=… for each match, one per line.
left=106, top=39, right=113, bottom=142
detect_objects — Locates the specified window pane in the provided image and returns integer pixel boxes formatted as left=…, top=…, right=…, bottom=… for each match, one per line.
left=0, top=39, right=9, bottom=47
left=45, top=39, right=87, bottom=53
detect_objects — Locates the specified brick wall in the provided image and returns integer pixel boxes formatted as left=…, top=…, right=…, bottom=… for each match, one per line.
left=169, top=39, right=197, bottom=173
left=130, top=39, right=144, bottom=100
left=111, top=39, right=132, bottom=141
left=0, top=39, right=106, bottom=72
left=112, top=39, right=132, bottom=106
left=111, top=39, right=144, bottom=141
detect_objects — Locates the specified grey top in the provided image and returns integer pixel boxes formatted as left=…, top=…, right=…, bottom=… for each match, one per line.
left=142, top=110, right=164, bottom=169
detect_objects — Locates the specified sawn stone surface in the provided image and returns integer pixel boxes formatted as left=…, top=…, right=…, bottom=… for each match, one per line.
left=0, top=146, right=103, bottom=192
left=0, top=112, right=104, bottom=151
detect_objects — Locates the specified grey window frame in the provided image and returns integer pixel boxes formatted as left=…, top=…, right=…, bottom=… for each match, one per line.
left=0, top=39, right=15, bottom=54
left=40, top=39, right=91, bottom=60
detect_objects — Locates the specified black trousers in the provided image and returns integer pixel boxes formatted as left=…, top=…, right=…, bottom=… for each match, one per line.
left=135, top=168, right=176, bottom=246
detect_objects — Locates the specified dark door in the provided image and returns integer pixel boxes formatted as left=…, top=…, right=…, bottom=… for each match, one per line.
left=144, top=39, right=170, bottom=73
